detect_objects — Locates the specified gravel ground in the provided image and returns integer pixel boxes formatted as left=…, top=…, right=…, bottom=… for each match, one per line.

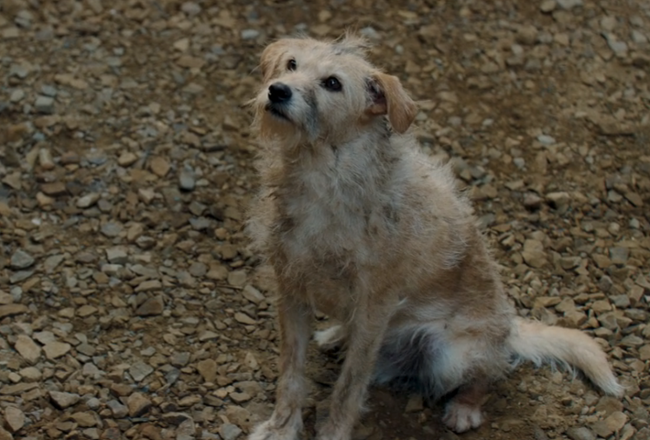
left=0, top=0, right=649, bottom=439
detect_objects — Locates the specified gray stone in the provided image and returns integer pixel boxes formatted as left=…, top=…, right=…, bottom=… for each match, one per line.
left=190, top=217, right=211, bottom=230
left=556, top=0, right=583, bottom=9
left=129, top=361, right=154, bottom=382
left=10, top=250, right=35, bottom=270
left=41, top=85, right=58, bottom=96
left=179, top=169, right=196, bottom=191
left=9, top=64, right=29, bottom=78
left=170, top=352, right=190, bottom=367
left=135, top=296, right=164, bottom=316
left=537, top=134, right=556, bottom=145
left=77, top=193, right=100, bottom=208
left=9, top=89, right=24, bottom=103
left=34, top=95, right=55, bottom=114
left=540, top=0, right=556, bottom=12
left=49, top=391, right=81, bottom=409
left=228, top=270, right=247, bottom=287
left=632, top=30, right=648, bottom=45
left=188, top=262, right=207, bottom=277
left=219, top=423, right=242, bottom=440
left=43, top=341, right=71, bottom=359
left=241, top=29, right=260, bottom=40
left=43, top=254, right=65, bottom=273
left=14, top=335, right=41, bottom=364
left=106, top=400, right=128, bottom=418
left=181, top=1, right=202, bottom=15
left=604, top=35, right=628, bottom=55
left=101, top=222, right=123, bottom=238
left=609, top=247, right=629, bottom=265
left=9, top=270, right=33, bottom=284
left=4, top=406, right=25, bottom=433
left=242, top=285, right=265, bottom=304
left=566, top=426, right=595, bottom=440
left=106, top=247, right=128, bottom=264
left=86, top=398, right=101, bottom=410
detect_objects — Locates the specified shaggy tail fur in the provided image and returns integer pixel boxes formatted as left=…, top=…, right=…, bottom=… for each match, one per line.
left=508, top=317, right=623, bottom=397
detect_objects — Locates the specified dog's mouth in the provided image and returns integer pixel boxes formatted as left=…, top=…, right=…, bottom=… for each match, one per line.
left=265, top=103, right=291, bottom=122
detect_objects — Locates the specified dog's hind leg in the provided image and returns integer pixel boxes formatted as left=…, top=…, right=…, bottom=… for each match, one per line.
left=424, top=335, right=509, bottom=433
left=249, top=283, right=311, bottom=440
left=375, top=323, right=507, bottom=433
left=442, top=380, right=489, bottom=433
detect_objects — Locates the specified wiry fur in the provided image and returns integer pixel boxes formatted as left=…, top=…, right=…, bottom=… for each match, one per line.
left=246, top=35, right=622, bottom=440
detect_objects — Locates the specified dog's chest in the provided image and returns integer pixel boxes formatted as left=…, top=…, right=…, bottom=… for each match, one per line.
left=282, top=182, right=365, bottom=259
left=272, top=164, right=384, bottom=271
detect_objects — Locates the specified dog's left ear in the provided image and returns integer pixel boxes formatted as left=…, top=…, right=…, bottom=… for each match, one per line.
left=366, top=72, right=417, bottom=134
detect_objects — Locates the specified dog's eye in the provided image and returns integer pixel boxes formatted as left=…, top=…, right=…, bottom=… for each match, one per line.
left=287, top=59, right=297, bottom=71
left=322, top=76, right=342, bottom=92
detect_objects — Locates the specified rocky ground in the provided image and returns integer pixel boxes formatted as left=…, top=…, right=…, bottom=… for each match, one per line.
left=0, top=0, right=649, bottom=439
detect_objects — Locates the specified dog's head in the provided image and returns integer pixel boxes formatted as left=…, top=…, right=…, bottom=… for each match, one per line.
left=253, top=34, right=417, bottom=145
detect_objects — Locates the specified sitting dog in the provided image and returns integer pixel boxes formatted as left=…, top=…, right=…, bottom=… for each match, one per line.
left=246, top=33, right=622, bottom=440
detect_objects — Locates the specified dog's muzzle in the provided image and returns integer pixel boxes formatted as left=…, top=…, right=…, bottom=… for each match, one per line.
left=265, top=82, right=293, bottom=121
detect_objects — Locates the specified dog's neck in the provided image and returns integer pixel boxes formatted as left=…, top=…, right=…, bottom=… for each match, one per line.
left=260, top=119, right=398, bottom=189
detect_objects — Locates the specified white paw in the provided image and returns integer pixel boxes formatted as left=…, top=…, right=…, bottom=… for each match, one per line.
left=442, top=401, right=483, bottom=433
left=314, top=325, right=344, bottom=351
left=248, top=418, right=301, bottom=440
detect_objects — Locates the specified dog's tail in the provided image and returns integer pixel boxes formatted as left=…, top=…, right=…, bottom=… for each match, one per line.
left=507, top=317, right=623, bottom=397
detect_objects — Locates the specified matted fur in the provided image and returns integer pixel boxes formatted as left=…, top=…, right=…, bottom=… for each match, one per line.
left=246, top=34, right=622, bottom=440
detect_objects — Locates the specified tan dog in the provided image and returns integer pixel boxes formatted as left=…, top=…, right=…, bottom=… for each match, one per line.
left=246, top=34, right=622, bottom=440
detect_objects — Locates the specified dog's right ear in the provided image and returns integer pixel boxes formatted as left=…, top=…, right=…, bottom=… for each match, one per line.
left=333, top=32, right=370, bottom=57
left=259, top=40, right=287, bottom=82
left=366, top=72, right=417, bottom=134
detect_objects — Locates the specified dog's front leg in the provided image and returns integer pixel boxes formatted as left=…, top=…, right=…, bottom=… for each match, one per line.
left=315, top=302, right=391, bottom=440
left=249, top=290, right=311, bottom=440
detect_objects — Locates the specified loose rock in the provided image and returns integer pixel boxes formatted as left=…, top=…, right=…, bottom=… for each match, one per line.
left=49, top=391, right=80, bottom=409
left=42, top=341, right=71, bottom=360
left=127, top=392, right=153, bottom=417
left=10, top=250, right=35, bottom=270
left=14, top=335, right=41, bottom=364
left=135, top=296, right=164, bottom=316
left=3, top=407, right=25, bottom=433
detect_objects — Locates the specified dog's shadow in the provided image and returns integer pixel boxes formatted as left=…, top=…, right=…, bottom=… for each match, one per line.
left=302, top=347, right=548, bottom=440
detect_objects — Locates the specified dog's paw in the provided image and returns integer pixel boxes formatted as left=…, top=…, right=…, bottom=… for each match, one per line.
left=442, top=400, right=483, bottom=433
left=248, top=417, right=302, bottom=440
left=314, top=325, right=344, bottom=352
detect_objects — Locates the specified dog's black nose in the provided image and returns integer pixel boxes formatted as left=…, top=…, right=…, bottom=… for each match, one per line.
left=268, top=83, right=292, bottom=103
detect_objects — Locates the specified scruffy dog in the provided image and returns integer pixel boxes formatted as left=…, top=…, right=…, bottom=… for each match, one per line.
left=246, top=34, right=622, bottom=440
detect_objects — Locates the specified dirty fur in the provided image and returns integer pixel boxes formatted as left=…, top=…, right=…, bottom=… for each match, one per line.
left=246, top=34, right=623, bottom=440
